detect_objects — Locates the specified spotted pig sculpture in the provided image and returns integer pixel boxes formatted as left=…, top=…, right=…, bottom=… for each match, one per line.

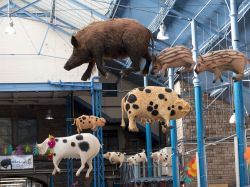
left=64, top=18, right=154, bottom=81
left=36, top=133, right=100, bottom=177
left=151, top=46, right=194, bottom=77
left=194, top=49, right=249, bottom=83
left=127, top=150, right=147, bottom=166
left=103, top=152, right=126, bottom=167
left=73, top=115, right=106, bottom=133
left=121, top=86, right=191, bottom=132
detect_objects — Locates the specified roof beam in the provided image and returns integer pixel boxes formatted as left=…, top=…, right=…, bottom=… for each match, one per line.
left=11, top=2, right=72, bottom=36
left=10, top=0, right=41, bottom=15
left=0, top=82, right=102, bottom=92
left=68, top=0, right=107, bottom=20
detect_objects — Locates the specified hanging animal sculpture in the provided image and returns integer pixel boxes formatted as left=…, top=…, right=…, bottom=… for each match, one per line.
left=72, top=114, right=106, bottom=133
left=150, top=46, right=194, bottom=77
left=121, top=86, right=191, bottom=132
left=64, top=18, right=154, bottom=81
left=103, top=152, right=126, bottom=167
left=127, top=149, right=147, bottom=166
left=194, top=49, right=249, bottom=83
left=36, top=133, right=100, bottom=177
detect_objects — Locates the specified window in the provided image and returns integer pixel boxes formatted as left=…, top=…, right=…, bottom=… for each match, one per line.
left=16, top=120, right=37, bottom=145
left=102, top=83, right=117, bottom=97
left=0, top=118, right=12, bottom=144
left=103, top=130, right=119, bottom=151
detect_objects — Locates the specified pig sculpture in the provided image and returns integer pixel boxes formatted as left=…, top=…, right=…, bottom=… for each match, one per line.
left=151, top=46, right=194, bottom=77
left=194, top=49, right=249, bottom=83
left=103, top=152, right=126, bottom=167
left=64, top=18, right=154, bottom=81
left=127, top=150, right=147, bottom=166
left=37, top=133, right=100, bottom=177
left=72, top=114, right=106, bottom=133
left=121, top=86, right=191, bottom=132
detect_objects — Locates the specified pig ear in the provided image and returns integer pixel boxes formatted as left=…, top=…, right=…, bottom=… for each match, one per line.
left=71, top=35, right=79, bottom=48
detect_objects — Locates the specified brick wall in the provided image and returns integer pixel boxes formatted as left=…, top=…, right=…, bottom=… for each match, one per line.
left=179, top=81, right=250, bottom=187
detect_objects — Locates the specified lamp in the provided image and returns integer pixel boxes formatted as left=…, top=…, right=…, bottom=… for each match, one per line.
left=157, top=23, right=169, bottom=40
left=229, top=112, right=236, bottom=124
left=45, top=109, right=54, bottom=120
left=5, top=19, right=16, bottom=35
left=5, top=0, right=16, bottom=35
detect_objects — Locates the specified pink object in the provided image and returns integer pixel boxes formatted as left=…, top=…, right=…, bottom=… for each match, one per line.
left=48, top=140, right=56, bottom=148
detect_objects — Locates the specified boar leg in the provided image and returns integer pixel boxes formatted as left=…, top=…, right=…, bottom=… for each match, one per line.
left=232, top=72, right=244, bottom=82
left=121, top=55, right=141, bottom=76
left=81, top=60, right=95, bottom=81
left=142, top=52, right=153, bottom=75
left=212, top=68, right=223, bottom=83
left=95, top=56, right=108, bottom=77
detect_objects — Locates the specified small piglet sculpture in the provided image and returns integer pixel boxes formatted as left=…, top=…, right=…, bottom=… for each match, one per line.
left=194, top=49, right=249, bottom=83
left=150, top=46, right=194, bottom=77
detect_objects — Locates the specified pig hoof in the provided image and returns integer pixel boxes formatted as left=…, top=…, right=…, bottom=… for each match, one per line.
left=169, top=125, right=174, bottom=129
left=212, top=80, right=216, bottom=83
left=105, top=72, right=110, bottom=79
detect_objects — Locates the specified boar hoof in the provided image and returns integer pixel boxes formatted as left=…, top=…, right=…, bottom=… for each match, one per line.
left=232, top=77, right=238, bottom=82
left=212, top=80, right=216, bottom=84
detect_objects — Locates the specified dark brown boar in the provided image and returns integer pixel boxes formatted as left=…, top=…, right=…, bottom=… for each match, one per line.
left=194, top=49, right=249, bottom=83
left=64, top=18, right=154, bottom=81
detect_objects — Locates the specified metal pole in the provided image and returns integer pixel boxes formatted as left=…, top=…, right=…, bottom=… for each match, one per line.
left=234, top=136, right=240, bottom=187
left=66, top=95, right=73, bottom=187
left=91, top=78, right=97, bottom=187
left=144, top=76, right=153, bottom=177
left=229, top=0, right=247, bottom=186
left=168, top=68, right=180, bottom=187
left=191, top=19, right=208, bottom=187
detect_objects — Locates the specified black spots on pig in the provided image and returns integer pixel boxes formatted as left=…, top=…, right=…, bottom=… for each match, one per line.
left=76, top=134, right=83, bottom=140
left=147, top=102, right=159, bottom=116
left=170, top=110, right=176, bottom=116
left=138, top=87, right=144, bottom=91
left=127, top=94, right=137, bottom=103
left=132, top=104, right=139, bottom=109
left=165, top=88, right=172, bottom=93
left=82, top=116, right=86, bottom=120
left=145, top=89, right=151, bottom=93
left=177, top=94, right=182, bottom=98
left=178, top=106, right=183, bottom=110
left=158, top=94, right=165, bottom=100
left=78, top=141, right=90, bottom=152
left=63, top=139, right=67, bottom=143
left=126, top=104, right=130, bottom=111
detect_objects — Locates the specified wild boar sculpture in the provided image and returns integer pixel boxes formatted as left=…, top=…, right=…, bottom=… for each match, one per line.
left=64, top=18, right=154, bottom=81
left=151, top=46, right=194, bottom=77
left=194, top=49, right=249, bottom=83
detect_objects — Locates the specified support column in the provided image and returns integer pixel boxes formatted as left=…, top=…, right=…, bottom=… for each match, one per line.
left=144, top=76, right=153, bottom=177
left=191, top=19, right=208, bottom=187
left=168, top=68, right=180, bottom=187
left=229, top=0, right=247, bottom=186
left=66, top=94, right=73, bottom=187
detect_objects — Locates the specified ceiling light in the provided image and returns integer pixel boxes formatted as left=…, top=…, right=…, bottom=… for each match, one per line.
left=157, top=23, right=169, bottom=40
left=5, top=19, right=16, bottom=35
left=45, top=109, right=54, bottom=120
left=229, top=112, right=236, bottom=124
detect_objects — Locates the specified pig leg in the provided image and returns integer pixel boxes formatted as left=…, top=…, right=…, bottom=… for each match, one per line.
left=52, top=157, right=62, bottom=174
left=76, top=153, right=87, bottom=176
left=212, top=68, right=223, bottom=83
left=128, top=116, right=139, bottom=132
left=85, top=159, right=93, bottom=178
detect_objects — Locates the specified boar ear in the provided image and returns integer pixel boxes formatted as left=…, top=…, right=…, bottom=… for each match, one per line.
left=71, top=35, right=79, bottom=48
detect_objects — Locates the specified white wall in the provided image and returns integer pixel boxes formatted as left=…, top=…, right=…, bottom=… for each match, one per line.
left=0, top=17, right=97, bottom=83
